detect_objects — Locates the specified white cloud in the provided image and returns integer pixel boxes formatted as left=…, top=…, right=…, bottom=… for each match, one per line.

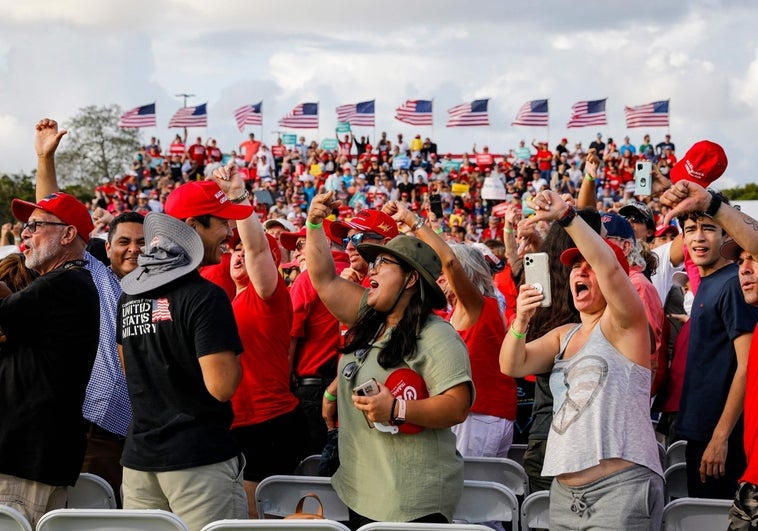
left=0, top=0, right=757, bottom=188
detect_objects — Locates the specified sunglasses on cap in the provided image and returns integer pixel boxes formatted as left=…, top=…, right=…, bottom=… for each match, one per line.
left=342, top=232, right=382, bottom=248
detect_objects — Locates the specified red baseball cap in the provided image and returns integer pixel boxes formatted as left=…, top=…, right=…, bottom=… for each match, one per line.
left=655, top=224, right=679, bottom=238
left=281, top=220, right=337, bottom=250
left=164, top=181, right=254, bottom=220
left=385, top=368, right=429, bottom=434
left=560, top=239, right=630, bottom=275
left=12, top=192, right=94, bottom=243
left=670, top=140, right=728, bottom=187
left=280, top=227, right=306, bottom=251
left=329, top=209, right=399, bottom=241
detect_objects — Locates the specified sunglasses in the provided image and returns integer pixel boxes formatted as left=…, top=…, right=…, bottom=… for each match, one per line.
left=342, top=232, right=381, bottom=248
left=342, top=346, right=371, bottom=381
left=22, top=221, right=68, bottom=233
left=368, top=255, right=400, bottom=272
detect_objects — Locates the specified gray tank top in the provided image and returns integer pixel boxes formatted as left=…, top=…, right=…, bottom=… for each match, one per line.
left=542, top=323, right=663, bottom=478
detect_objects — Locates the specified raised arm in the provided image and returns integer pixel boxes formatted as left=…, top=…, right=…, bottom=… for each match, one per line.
left=305, top=192, right=366, bottom=326
left=529, top=185, right=650, bottom=365
left=385, top=201, right=483, bottom=327
left=576, top=159, right=597, bottom=209
left=662, top=180, right=758, bottom=259
left=211, top=164, right=279, bottom=299
left=34, top=118, right=68, bottom=200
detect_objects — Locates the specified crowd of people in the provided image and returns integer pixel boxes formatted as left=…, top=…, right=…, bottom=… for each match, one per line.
left=1, top=117, right=758, bottom=531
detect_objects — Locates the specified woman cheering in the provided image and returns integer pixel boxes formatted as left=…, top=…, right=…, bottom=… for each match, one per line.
left=306, top=192, right=473, bottom=530
left=500, top=154, right=664, bottom=530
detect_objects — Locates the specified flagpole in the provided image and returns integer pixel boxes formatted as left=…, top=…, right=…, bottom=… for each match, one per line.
left=175, top=93, right=195, bottom=140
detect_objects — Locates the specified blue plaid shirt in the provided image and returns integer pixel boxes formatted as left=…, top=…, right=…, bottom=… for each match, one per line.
left=81, top=251, right=132, bottom=436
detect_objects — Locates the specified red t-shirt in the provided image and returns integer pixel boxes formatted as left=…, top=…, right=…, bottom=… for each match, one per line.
left=240, top=140, right=261, bottom=162
left=494, top=265, right=518, bottom=324
left=188, top=143, right=206, bottom=164
left=449, top=296, right=517, bottom=419
left=537, top=149, right=552, bottom=171
left=290, top=256, right=348, bottom=378
left=207, top=147, right=222, bottom=163
left=169, top=142, right=185, bottom=157
left=231, top=276, right=299, bottom=427
left=271, top=144, right=286, bottom=159
left=742, top=321, right=758, bottom=484
left=475, top=153, right=494, bottom=171
left=199, top=254, right=236, bottom=300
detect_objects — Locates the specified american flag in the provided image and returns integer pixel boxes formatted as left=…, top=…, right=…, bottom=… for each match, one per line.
left=234, top=102, right=263, bottom=131
left=511, top=99, right=549, bottom=127
left=624, top=100, right=670, bottom=128
left=119, top=103, right=156, bottom=128
left=395, top=100, right=433, bottom=126
left=151, top=298, right=173, bottom=322
left=336, top=100, right=375, bottom=126
left=168, top=103, right=208, bottom=128
left=279, top=102, right=319, bottom=129
left=566, top=99, right=607, bottom=128
left=446, top=99, right=490, bottom=127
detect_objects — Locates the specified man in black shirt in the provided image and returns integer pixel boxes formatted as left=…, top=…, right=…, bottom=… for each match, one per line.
left=0, top=192, right=99, bottom=527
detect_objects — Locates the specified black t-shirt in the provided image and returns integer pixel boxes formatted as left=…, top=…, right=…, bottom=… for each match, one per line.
left=0, top=266, right=99, bottom=485
left=118, top=271, right=243, bottom=471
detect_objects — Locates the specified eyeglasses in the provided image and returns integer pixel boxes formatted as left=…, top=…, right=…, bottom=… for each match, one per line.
left=368, top=256, right=400, bottom=272
left=295, top=240, right=306, bottom=252
left=342, top=346, right=371, bottom=381
left=22, top=221, right=68, bottom=233
left=342, top=232, right=381, bottom=248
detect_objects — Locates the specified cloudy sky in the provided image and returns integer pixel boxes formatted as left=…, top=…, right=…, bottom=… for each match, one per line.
left=1, top=0, right=756, bottom=188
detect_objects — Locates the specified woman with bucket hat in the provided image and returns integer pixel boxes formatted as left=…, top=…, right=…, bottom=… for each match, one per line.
left=305, top=191, right=473, bottom=529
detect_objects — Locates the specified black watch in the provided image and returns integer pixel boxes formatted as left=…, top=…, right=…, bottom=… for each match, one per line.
left=706, top=190, right=722, bottom=217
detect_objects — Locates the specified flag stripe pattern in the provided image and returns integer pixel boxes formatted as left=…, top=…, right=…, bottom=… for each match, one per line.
left=168, top=103, right=208, bottom=128
left=395, top=100, right=433, bottom=126
left=446, top=99, right=490, bottom=127
left=566, top=99, right=607, bottom=128
left=152, top=298, right=173, bottom=322
left=119, top=103, right=156, bottom=128
left=234, top=102, right=263, bottom=131
left=279, top=103, right=319, bottom=128
left=624, top=100, right=670, bottom=128
left=336, top=100, right=375, bottom=126
left=511, top=99, right=549, bottom=126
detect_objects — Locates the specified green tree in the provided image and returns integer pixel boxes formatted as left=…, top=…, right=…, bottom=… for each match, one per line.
left=0, top=172, right=36, bottom=224
left=720, top=183, right=758, bottom=200
left=56, top=105, right=140, bottom=191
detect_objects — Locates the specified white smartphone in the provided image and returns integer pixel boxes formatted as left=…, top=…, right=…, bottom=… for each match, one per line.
left=524, top=252, right=552, bottom=307
left=634, top=161, right=652, bottom=196
left=353, top=378, right=380, bottom=397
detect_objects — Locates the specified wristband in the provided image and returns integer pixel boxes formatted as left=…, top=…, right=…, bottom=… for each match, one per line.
left=305, top=220, right=323, bottom=230
left=510, top=324, right=527, bottom=340
left=323, top=389, right=337, bottom=402
left=390, top=397, right=398, bottom=423
left=584, top=173, right=596, bottom=182
left=504, top=227, right=514, bottom=234
left=557, top=206, right=577, bottom=228
left=394, top=398, right=406, bottom=426
left=228, top=189, right=250, bottom=204
left=705, top=190, right=722, bottom=217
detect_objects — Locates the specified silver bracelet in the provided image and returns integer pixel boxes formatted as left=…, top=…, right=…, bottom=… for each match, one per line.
left=412, top=215, right=426, bottom=231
